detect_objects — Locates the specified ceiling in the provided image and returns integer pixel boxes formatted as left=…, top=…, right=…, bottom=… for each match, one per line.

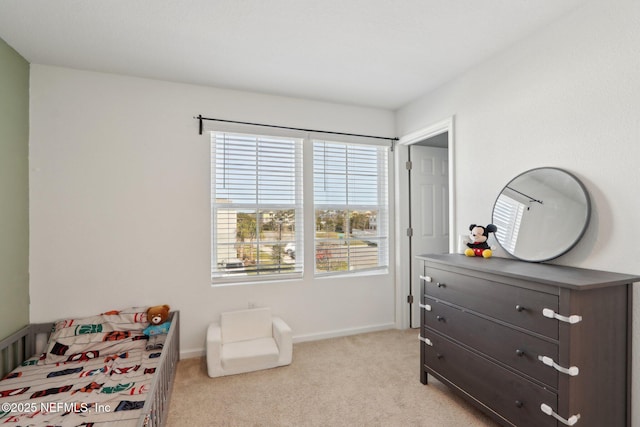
left=0, top=0, right=588, bottom=110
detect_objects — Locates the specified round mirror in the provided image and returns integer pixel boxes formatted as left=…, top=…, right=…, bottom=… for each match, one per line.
left=491, top=167, right=591, bottom=262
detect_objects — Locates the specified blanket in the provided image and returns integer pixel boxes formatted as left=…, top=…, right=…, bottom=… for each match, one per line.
left=0, top=307, right=163, bottom=426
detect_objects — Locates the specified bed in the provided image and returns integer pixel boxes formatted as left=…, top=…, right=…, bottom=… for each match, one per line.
left=0, top=307, right=180, bottom=427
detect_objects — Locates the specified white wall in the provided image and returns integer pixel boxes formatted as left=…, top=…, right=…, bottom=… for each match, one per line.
left=396, top=0, right=640, bottom=423
left=28, top=65, right=396, bottom=357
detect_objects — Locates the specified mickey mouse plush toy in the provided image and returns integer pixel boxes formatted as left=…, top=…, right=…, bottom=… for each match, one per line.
left=465, top=224, right=498, bottom=258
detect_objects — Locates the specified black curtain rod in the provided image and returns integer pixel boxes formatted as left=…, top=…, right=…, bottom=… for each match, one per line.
left=195, top=115, right=399, bottom=144
left=506, top=186, right=544, bottom=205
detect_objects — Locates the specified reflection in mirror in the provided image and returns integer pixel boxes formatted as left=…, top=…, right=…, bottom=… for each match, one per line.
left=492, top=167, right=590, bottom=262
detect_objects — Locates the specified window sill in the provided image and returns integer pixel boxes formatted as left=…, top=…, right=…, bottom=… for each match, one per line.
left=211, top=273, right=303, bottom=287
left=313, top=268, right=389, bottom=280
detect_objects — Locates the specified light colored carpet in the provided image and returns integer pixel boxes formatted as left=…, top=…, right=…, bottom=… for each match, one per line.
left=166, top=329, right=499, bottom=427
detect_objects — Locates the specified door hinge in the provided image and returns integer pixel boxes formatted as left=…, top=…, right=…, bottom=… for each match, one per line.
left=407, top=227, right=413, bottom=237
left=405, top=161, right=412, bottom=170
left=407, top=295, right=414, bottom=304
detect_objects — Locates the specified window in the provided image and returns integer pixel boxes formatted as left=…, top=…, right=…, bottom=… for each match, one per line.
left=211, top=132, right=303, bottom=282
left=313, top=140, right=389, bottom=275
left=492, top=193, right=525, bottom=253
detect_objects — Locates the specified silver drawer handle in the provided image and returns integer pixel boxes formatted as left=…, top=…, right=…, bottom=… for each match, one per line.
left=418, top=335, right=433, bottom=346
left=419, top=275, right=432, bottom=282
left=542, top=308, right=582, bottom=324
left=541, top=403, right=580, bottom=426
left=538, top=355, right=579, bottom=376
left=419, top=303, right=432, bottom=311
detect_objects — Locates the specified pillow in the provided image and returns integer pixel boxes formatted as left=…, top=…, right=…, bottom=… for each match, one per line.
left=39, top=306, right=150, bottom=365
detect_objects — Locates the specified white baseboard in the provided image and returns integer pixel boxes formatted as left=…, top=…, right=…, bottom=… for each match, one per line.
left=291, top=322, right=396, bottom=343
left=180, top=348, right=205, bottom=359
left=179, top=322, right=397, bottom=360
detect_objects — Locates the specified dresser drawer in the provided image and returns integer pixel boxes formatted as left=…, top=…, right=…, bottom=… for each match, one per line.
left=423, top=331, right=558, bottom=427
left=423, top=267, right=559, bottom=339
left=424, top=297, right=559, bottom=388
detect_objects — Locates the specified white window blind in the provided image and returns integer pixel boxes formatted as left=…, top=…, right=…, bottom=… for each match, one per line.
left=211, top=132, right=303, bottom=282
left=493, top=194, right=525, bottom=253
left=313, top=140, right=389, bottom=275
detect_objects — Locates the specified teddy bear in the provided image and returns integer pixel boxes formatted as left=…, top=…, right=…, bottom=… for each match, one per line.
left=464, top=224, right=498, bottom=258
left=143, top=305, right=171, bottom=350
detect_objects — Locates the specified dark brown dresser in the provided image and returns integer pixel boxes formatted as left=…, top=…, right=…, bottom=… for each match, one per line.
left=417, top=253, right=639, bottom=427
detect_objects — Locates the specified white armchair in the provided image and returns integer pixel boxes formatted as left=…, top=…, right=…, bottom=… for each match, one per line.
left=206, top=307, right=292, bottom=378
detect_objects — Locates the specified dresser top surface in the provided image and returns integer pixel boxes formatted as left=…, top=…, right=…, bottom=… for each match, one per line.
left=417, top=253, right=640, bottom=290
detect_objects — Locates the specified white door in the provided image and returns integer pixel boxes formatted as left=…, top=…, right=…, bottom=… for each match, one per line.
left=410, top=144, right=449, bottom=327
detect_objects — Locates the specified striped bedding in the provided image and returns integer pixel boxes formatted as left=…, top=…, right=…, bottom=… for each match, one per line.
left=0, top=307, right=164, bottom=426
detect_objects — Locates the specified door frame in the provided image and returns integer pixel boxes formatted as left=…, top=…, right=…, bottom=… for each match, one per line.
left=394, top=116, right=456, bottom=329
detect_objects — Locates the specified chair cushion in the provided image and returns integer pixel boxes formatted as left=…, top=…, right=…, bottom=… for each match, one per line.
left=221, top=307, right=272, bottom=344
left=221, top=337, right=280, bottom=372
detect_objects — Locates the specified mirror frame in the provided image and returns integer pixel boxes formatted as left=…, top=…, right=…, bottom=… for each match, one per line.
left=491, top=167, right=591, bottom=262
